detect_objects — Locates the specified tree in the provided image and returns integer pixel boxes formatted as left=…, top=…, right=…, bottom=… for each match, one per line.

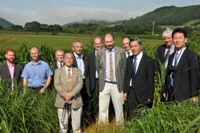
left=11, top=25, right=23, bottom=31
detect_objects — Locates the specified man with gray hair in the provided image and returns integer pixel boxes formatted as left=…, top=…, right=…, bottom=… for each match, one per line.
left=156, top=28, right=175, bottom=69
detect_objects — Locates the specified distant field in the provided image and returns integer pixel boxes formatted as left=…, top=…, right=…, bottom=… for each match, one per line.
left=0, top=31, right=163, bottom=51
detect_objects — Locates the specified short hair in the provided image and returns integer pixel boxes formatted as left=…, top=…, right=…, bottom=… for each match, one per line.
left=72, top=41, right=83, bottom=47
left=130, top=37, right=142, bottom=46
left=5, top=48, right=16, bottom=54
left=122, top=37, right=130, bottom=42
left=162, top=29, right=173, bottom=38
left=29, top=46, right=39, bottom=53
left=55, top=49, right=64, bottom=55
left=103, top=33, right=114, bottom=41
left=172, top=28, right=187, bottom=38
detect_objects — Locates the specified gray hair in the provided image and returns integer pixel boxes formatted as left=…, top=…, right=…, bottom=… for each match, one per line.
left=72, top=41, right=84, bottom=47
left=162, top=28, right=173, bottom=38
left=130, top=37, right=142, bottom=46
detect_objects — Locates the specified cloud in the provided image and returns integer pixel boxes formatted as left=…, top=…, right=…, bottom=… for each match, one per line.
left=0, top=6, right=143, bottom=26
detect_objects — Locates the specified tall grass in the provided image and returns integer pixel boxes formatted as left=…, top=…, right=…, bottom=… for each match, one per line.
left=0, top=80, right=59, bottom=133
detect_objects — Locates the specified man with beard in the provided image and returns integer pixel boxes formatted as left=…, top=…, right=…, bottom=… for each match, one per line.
left=0, top=48, right=23, bottom=93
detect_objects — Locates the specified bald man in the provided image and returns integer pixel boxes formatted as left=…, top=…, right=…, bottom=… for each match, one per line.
left=96, top=33, right=126, bottom=125
left=21, top=47, right=53, bottom=94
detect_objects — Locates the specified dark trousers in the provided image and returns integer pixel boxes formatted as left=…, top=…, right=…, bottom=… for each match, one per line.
left=87, top=79, right=99, bottom=124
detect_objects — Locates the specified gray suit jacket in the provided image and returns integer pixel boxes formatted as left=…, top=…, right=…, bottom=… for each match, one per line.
left=54, top=67, right=83, bottom=109
left=96, top=46, right=126, bottom=92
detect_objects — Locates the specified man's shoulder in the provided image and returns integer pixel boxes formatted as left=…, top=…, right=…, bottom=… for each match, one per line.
left=115, top=46, right=125, bottom=52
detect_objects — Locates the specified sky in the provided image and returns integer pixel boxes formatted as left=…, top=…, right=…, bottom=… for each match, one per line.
left=0, top=0, right=199, bottom=26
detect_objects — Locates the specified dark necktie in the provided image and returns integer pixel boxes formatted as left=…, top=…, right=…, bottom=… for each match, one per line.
left=127, top=51, right=130, bottom=57
left=164, top=46, right=171, bottom=62
left=131, top=56, right=137, bottom=88
left=60, top=61, right=63, bottom=67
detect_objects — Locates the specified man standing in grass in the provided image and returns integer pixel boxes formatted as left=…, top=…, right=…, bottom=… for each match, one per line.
left=0, top=48, right=23, bottom=93
left=52, top=49, right=65, bottom=71
left=123, top=37, right=154, bottom=120
left=21, top=47, right=52, bottom=94
left=164, top=28, right=199, bottom=102
left=122, top=37, right=133, bottom=58
left=96, top=33, right=126, bottom=125
left=85, top=37, right=103, bottom=124
left=54, top=52, right=83, bottom=133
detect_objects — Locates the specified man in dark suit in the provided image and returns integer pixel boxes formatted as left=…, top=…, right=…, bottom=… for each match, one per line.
left=123, top=37, right=154, bottom=120
left=122, top=37, right=133, bottom=58
left=96, top=33, right=126, bottom=125
left=164, top=28, right=199, bottom=102
left=52, top=49, right=64, bottom=71
left=0, top=48, right=23, bottom=93
left=156, top=29, right=175, bottom=70
left=85, top=37, right=103, bottom=124
left=72, top=41, right=89, bottom=128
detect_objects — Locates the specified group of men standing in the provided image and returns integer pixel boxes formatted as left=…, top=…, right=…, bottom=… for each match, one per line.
left=0, top=28, right=199, bottom=133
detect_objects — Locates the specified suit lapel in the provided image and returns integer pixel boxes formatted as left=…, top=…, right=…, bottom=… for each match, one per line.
left=135, top=54, right=146, bottom=77
left=176, top=49, right=188, bottom=70
left=4, top=63, right=12, bottom=79
left=61, top=67, right=67, bottom=90
left=114, top=47, right=120, bottom=68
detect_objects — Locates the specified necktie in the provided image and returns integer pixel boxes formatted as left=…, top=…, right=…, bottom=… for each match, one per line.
left=174, top=51, right=179, bottom=67
left=127, top=51, right=130, bottom=57
left=109, top=51, right=114, bottom=81
left=164, top=46, right=171, bottom=62
left=131, top=57, right=137, bottom=87
left=60, top=61, right=63, bottom=67
left=67, top=69, right=72, bottom=92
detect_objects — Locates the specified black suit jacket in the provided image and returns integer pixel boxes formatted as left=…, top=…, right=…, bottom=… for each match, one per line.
left=72, top=54, right=85, bottom=68
left=123, top=53, right=154, bottom=104
left=156, top=44, right=167, bottom=64
left=85, top=51, right=97, bottom=94
left=52, top=61, right=58, bottom=71
left=165, top=48, right=199, bottom=101
left=0, top=62, right=23, bottom=86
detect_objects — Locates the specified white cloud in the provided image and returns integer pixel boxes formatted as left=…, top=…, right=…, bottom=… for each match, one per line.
left=0, top=6, right=143, bottom=26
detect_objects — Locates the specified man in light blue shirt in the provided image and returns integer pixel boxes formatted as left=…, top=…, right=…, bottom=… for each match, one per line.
left=21, top=47, right=53, bottom=94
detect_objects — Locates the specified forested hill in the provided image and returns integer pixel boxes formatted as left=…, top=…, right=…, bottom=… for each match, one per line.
left=0, top=17, right=13, bottom=28
left=122, top=5, right=200, bottom=26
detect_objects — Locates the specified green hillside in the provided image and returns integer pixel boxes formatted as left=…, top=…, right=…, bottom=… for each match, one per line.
left=122, top=5, right=200, bottom=26
left=0, top=17, right=13, bottom=28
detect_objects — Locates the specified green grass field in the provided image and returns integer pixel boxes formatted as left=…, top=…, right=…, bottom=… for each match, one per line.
left=0, top=31, right=163, bottom=51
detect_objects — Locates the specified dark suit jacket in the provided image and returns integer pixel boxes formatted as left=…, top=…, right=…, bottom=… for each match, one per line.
left=85, top=50, right=96, bottom=94
left=156, top=44, right=167, bottom=64
left=0, top=62, right=23, bottom=86
left=123, top=53, right=154, bottom=104
left=72, top=54, right=85, bottom=69
left=165, top=48, right=199, bottom=101
left=52, top=61, right=58, bottom=71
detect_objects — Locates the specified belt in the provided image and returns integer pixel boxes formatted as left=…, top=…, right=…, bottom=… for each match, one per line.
left=129, top=86, right=135, bottom=90
left=105, top=80, right=117, bottom=84
left=29, top=86, right=44, bottom=90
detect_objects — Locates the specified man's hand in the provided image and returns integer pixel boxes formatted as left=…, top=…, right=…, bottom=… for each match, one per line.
left=39, top=87, right=46, bottom=94
left=123, top=93, right=127, bottom=101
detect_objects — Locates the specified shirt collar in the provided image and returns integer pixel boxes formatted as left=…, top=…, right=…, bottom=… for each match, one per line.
left=106, top=46, right=115, bottom=53
left=6, top=61, right=14, bottom=67
left=31, top=60, right=41, bottom=65
left=74, top=52, right=83, bottom=59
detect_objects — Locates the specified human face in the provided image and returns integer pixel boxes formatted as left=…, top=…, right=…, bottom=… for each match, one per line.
left=72, top=42, right=83, bottom=55
left=173, top=32, right=187, bottom=51
left=5, top=51, right=15, bottom=63
left=64, top=53, right=74, bottom=68
left=130, top=41, right=142, bottom=56
left=104, top=34, right=115, bottom=50
left=30, top=48, right=39, bottom=62
left=55, top=51, right=64, bottom=62
left=163, top=35, right=173, bottom=46
left=94, top=38, right=103, bottom=51
left=122, top=38, right=130, bottom=51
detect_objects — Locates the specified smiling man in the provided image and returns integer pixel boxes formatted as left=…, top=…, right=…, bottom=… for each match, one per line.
left=96, top=33, right=126, bottom=125
left=0, top=48, right=23, bottom=92
left=123, top=37, right=154, bottom=120
left=164, top=28, right=199, bottom=102
left=21, top=47, right=53, bottom=94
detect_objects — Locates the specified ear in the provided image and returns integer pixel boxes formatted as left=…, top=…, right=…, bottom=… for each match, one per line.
left=72, top=46, right=74, bottom=51
left=184, top=38, right=188, bottom=44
